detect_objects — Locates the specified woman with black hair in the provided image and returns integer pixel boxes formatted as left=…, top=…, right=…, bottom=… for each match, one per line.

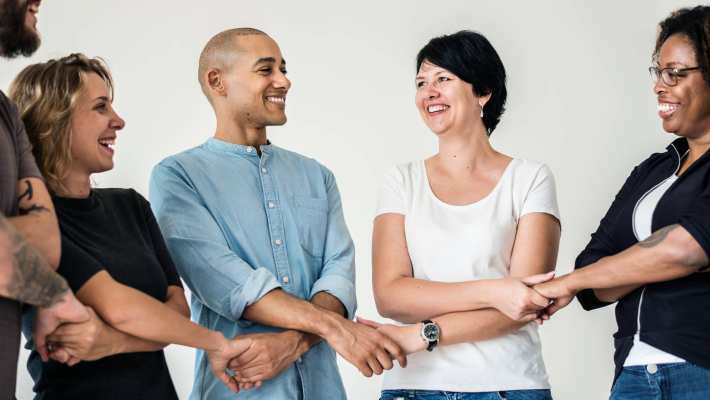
left=358, top=31, right=561, bottom=400
left=534, top=5, right=710, bottom=399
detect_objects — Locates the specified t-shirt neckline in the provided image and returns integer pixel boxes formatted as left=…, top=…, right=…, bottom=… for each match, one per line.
left=421, top=158, right=517, bottom=209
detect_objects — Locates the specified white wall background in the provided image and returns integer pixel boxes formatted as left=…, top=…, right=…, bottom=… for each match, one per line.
left=1, top=0, right=700, bottom=398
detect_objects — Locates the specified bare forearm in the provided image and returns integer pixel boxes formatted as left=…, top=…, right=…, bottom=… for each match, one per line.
left=376, top=278, right=499, bottom=324
left=435, top=309, right=526, bottom=346
left=12, top=178, right=60, bottom=268
left=0, top=215, right=69, bottom=307
left=9, top=213, right=60, bottom=269
left=242, top=289, right=339, bottom=338
left=82, top=275, right=223, bottom=352
left=569, top=225, right=708, bottom=292
left=108, top=325, right=166, bottom=354
left=593, top=284, right=642, bottom=303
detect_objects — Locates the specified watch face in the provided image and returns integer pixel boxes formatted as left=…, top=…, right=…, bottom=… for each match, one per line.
left=423, top=323, right=439, bottom=340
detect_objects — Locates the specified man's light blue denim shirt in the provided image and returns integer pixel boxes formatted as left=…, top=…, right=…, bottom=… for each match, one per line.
left=149, top=138, right=356, bottom=400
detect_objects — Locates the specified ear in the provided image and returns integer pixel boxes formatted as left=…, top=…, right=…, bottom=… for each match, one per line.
left=206, top=68, right=227, bottom=97
left=478, top=92, right=493, bottom=109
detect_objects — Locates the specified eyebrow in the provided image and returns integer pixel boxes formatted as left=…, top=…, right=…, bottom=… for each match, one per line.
left=415, top=70, right=445, bottom=80
left=253, top=57, right=287, bottom=67
left=93, top=96, right=110, bottom=102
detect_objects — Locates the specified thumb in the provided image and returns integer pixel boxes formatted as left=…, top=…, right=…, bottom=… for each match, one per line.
left=520, top=271, right=555, bottom=286
left=355, top=316, right=381, bottom=329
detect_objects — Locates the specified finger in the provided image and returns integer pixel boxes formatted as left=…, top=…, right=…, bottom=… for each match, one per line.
left=230, top=348, right=261, bottom=369
left=67, top=356, right=81, bottom=367
left=520, top=271, right=555, bottom=286
left=381, top=337, right=407, bottom=368
left=234, top=365, right=267, bottom=381
left=355, top=316, right=381, bottom=329
left=529, top=290, right=552, bottom=308
left=357, top=358, right=374, bottom=377
left=215, top=369, right=239, bottom=393
left=50, top=348, right=70, bottom=363
left=367, top=355, right=384, bottom=375
left=374, top=348, right=394, bottom=371
left=35, top=336, right=49, bottom=362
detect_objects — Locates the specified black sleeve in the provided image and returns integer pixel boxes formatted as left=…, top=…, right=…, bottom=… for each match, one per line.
left=678, top=181, right=710, bottom=270
left=134, top=190, right=182, bottom=288
left=57, top=236, right=105, bottom=292
left=574, top=166, right=642, bottom=311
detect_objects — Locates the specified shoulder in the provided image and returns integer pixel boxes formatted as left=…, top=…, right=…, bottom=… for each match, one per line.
left=508, top=158, right=555, bottom=182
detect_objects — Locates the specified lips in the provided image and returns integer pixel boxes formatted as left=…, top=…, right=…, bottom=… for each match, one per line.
left=98, top=137, right=116, bottom=155
left=265, top=95, right=286, bottom=106
left=657, top=101, right=679, bottom=119
left=426, top=103, right=449, bottom=115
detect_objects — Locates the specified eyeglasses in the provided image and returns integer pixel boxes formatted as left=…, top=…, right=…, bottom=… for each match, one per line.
left=648, top=66, right=702, bottom=86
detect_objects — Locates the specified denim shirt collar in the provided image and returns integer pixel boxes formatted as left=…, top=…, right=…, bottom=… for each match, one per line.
left=205, top=137, right=273, bottom=157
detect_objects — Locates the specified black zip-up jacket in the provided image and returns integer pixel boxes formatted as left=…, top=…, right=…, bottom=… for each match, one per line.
left=574, top=137, right=710, bottom=384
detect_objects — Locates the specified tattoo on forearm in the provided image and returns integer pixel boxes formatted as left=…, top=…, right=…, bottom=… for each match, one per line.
left=638, top=224, right=679, bottom=248
left=0, top=215, right=68, bottom=307
left=17, top=180, right=49, bottom=215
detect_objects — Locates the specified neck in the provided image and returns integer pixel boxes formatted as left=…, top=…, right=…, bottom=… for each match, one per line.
left=58, top=170, right=92, bottom=198
left=686, top=132, right=710, bottom=163
left=214, top=114, right=268, bottom=148
left=434, top=125, right=498, bottom=173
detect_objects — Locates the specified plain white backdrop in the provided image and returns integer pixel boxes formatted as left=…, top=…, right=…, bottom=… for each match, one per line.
left=1, top=0, right=701, bottom=398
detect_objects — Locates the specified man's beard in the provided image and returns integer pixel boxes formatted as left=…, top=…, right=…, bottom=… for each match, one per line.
left=0, top=0, right=40, bottom=58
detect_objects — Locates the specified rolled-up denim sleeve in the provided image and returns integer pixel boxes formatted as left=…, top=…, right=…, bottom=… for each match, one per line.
left=309, top=167, right=357, bottom=320
left=149, top=160, right=281, bottom=322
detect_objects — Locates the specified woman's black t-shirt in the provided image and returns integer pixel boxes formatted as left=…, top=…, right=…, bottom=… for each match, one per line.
left=24, top=188, right=181, bottom=400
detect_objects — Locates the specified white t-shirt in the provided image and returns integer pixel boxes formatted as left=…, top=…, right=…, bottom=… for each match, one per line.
left=625, top=174, right=685, bottom=366
left=376, top=158, right=560, bottom=392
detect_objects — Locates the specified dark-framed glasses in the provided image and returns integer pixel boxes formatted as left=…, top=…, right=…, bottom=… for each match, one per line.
left=648, top=66, right=702, bottom=86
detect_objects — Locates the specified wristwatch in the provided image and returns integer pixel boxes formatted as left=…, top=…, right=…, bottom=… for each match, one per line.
left=420, top=320, right=440, bottom=351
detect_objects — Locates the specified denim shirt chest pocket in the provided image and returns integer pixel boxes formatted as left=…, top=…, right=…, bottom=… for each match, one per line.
left=291, top=194, right=328, bottom=258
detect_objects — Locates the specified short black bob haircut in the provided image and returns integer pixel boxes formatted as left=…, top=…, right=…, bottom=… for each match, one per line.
left=416, top=30, right=507, bottom=135
left=654, top=6, right=710, bottom=84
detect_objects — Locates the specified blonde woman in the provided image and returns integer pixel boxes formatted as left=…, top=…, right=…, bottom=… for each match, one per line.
left=10, top=54, right=255, bottom=399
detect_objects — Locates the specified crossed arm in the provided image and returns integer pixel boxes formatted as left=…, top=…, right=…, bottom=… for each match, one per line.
left=534, top=223, right=709, bottom=315
left=366, top=212, right=560, bottom=354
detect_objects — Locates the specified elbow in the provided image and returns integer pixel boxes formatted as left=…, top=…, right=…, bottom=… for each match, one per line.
left=374, top=295, right=418, bottom=324
left=660, top=226, right=708, bottom=270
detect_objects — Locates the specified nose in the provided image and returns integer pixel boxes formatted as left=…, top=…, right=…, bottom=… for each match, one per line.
left=110, top=109, right=125, bottom=131
left=425, top=84, right=440, bottom=100
left=273, top=70, right=291, bottom=91
left=653, top=76, right=667, bottom=95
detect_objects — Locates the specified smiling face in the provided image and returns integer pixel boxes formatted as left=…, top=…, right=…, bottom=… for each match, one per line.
left=0, top=0, right=41, bottom=58
left=219, top=34, right=291, bottom=128
left=67, top=72, right=125, bottom=179
left=415, top=61, right=490, bottom=136
left=654, top=34, right=710, bottom=138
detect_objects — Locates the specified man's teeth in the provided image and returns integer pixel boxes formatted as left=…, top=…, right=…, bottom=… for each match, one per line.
left=427, top=104, right=449, bottom=113
left=266, top=96, right=285, bottom=104
left=658, top=103, right=678, bottom=113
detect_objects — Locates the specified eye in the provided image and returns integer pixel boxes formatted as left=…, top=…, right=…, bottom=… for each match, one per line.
left=280, top=68, right=288, bottom=75
left=94, top=103, right=108, bottom=112
left=437, top=76, right=451, bottom=83
left=416, top=81, right=425, bottom=88
left=258, top=68, right=272, bottom=75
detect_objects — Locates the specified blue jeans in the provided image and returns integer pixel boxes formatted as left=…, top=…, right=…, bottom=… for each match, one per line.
left=610, top=363, right=710, bottom=399
left=380, top=389, right=552, bottom=400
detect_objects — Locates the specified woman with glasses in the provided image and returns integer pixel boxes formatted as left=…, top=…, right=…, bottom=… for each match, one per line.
left=360, top=31, right=561, bottom=400
left=533, top=6, right=710, bottom=399
left=9, top=54, right=257, bottom=399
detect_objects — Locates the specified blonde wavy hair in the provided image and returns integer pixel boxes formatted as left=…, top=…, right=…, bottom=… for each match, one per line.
left=9, top=53, right=114, bottom=194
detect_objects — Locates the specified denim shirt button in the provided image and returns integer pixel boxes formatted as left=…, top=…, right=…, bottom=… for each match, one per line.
left=261, top=167, right=267, bottom=173
left=274, top=239, right=282, bottom=246
left=282, top=276, right=289, bottom=284
left=647, top=364, right=658, bottom=374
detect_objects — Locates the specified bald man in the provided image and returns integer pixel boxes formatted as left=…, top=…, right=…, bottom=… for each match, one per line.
left=149, top=29, right=405, bottom=400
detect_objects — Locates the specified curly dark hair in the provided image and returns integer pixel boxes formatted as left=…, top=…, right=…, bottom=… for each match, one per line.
left=654, top=6, right=710, bottom=84
left=416, top=30, right=507, bottom=135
